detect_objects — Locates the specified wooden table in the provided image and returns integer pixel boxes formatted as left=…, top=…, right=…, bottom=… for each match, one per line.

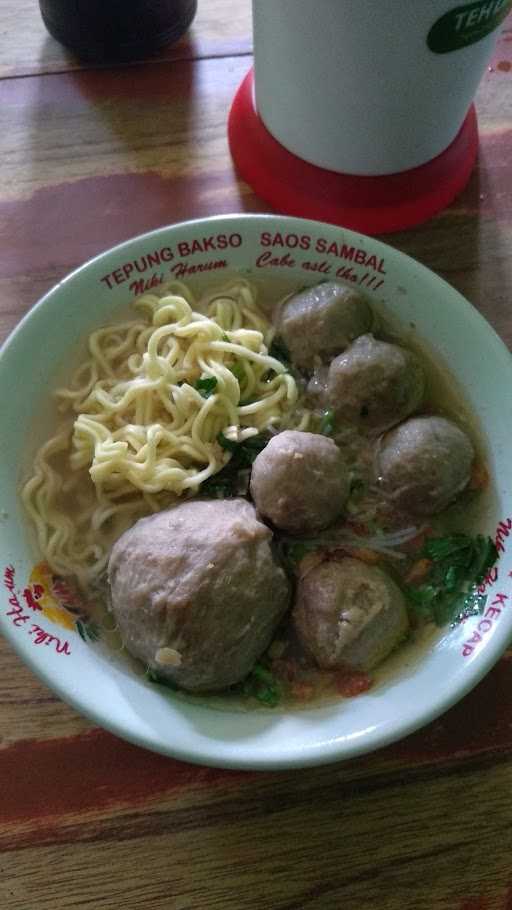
left=1, top=5, right=512, bottom=908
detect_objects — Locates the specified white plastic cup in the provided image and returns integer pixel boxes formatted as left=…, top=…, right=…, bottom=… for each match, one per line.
left=253, top=0, right=509, bottom=175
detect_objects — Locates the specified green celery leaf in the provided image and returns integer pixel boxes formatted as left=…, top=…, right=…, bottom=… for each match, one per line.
left=320, top=409, right=335, bottom=436
left=405, top=533, right=498, bottom=628
left=269, top=337, right=291, bottom=369
left=195, top=376, right=218, bottom=399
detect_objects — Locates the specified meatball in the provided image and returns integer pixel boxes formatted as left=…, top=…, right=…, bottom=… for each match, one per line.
left=293, top=557, right=409, bottom=671
left=250, top=430, right=349, bottom=534
left=326, top=333, right=424, bottom=433
left=376, top=415, right=474, bottom=516
left=108, top=499, right=290, bottom=692
left=276, top=282, right=373, bottom=368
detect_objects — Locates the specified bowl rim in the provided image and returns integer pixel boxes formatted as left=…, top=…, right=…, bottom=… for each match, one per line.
left=2, top=212, right=512, bottom=770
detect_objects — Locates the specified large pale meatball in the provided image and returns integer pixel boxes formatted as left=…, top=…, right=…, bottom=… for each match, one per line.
left=293, top=557, right=409, bottom=671
left=108, top=499, right=291, bottom=692
left=250, top=430, right=349, bottom=534
left=276, top=282, right=373, bottom=368
left=326, top=334, right=424, bottom=433
left=376, top=415, right=474, bottom=516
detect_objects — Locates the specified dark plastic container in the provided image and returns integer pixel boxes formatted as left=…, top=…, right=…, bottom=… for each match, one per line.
left=39, top=0, right=197, bottom=62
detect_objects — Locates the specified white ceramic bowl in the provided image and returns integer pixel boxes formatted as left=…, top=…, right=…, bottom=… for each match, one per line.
left=1, top=214, right=511, bottom=770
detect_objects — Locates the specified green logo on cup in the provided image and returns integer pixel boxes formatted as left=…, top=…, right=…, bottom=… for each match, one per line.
left=428, top=0, right=512, bottom=53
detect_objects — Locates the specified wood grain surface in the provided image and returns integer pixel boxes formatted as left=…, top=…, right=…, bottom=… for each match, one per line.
left=1, top=5, right=512, bottom=909
left=1, top=0, right=253, bottom=78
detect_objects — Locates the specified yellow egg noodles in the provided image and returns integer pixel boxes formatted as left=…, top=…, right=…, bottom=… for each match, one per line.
left=22, top=279, right=309, bottom=586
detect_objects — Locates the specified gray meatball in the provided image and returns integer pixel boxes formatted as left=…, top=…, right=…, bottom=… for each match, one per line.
left=293, top=557, right=409, bottom=671
left=376, top=415, right=474, bottom=516
left=326, top=334, right=424, bottom=433
left=276, top=282, right=373, bottom=368
left=108, top=499, right=290, bottom=692
left=250, top=430, right=349, bottom=534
